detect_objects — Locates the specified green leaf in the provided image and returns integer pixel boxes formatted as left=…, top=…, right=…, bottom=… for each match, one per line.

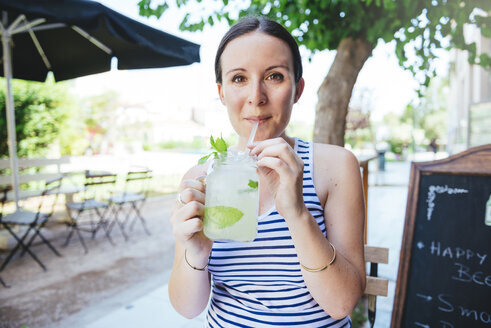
left=137, top=0, right=168, bottom=19
left=198, top=135, right=229, bottom=164
left=205, top=206, right=244, bottom=229
left=214, top=136, right=228, bottom=152
left=210, top=135, right=216, bottom=150
left=248, top=179, right=258, bottom=190
left=198, top=153, right=213, bottom=165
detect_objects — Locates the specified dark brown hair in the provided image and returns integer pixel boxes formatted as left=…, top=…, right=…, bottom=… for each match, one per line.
left=214, top=17, right=303, bottom=84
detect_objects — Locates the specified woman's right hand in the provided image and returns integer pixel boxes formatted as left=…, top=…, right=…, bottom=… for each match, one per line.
left=170, top=176, right=212, bottom=260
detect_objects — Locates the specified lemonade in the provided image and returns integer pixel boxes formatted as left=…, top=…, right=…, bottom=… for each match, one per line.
left=203, top=150, right=259, bottom=242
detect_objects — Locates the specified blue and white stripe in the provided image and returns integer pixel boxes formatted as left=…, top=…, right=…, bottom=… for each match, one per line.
left=205, top=138, right=351, bottom=327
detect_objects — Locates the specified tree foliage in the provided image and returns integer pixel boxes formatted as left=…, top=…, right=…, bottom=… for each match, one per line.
left=138, top=0, right=491, bottom=90
left=0, top=77, right=70, bottom=158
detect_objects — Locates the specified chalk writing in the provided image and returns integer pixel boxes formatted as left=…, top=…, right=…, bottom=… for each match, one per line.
left=438, top=293, right=491, bottom=324
left=428, top=241, right=487, bottom=265
left=416, top=293, right=432, bottom=301
left=451, top=262, right=491, bottom=287
left=427, top=185, right=468, bottom=221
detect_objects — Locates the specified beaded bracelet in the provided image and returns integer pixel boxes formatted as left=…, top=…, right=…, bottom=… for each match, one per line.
left=299, top=241, right=336, bottom=272
left=184, top=249, right=209, bottom=271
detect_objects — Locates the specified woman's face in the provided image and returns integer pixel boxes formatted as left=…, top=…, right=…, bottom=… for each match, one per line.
left=217, top=31, right=304, bottom=145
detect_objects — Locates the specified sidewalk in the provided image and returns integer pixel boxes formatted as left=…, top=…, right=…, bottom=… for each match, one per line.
left=73, top=160, right=413, bottom=328
left=85, top=283, right=206, bottom=328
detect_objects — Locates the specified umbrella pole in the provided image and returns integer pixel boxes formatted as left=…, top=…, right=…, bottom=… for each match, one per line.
left=1, top=27, right=20, bottom=209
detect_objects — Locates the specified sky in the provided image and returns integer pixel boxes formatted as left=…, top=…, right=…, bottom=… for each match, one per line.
left=73, top=0, right=449, bottom=124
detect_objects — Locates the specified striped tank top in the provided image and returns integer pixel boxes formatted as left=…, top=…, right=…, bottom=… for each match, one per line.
left=205, top=138, right=351, bottom=328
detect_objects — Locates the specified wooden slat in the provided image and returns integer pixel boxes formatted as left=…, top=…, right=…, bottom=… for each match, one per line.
left=0, top=173, right=60, bottom=185
left=0, top=157, right=70, bottom=170
left=19, top=157, right=71, bottom=167
left=5, top=185, right=84, bottom=202
left=365, top=245, right=389, bottom=264
left=365, top=276, right=388, bottom=297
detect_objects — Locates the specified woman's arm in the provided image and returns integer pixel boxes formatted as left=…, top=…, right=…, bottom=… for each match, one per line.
left=250, top=139, right=365, bottom=319
left=168, top=165, right=213, bottom=319
left=289, top=144, right=366, bottom=319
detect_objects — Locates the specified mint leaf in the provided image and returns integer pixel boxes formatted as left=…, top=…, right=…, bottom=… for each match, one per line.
left=214, top=136, right=228, bottom=152
left=198, top=153, right=213, bottom=165
left=205, top=206, right=244, bottom=229
left=198, top=135, right=229, bottom=165
left=210, top=136, right=216, bottom=150
left=248, top=179, right=258, bottom=190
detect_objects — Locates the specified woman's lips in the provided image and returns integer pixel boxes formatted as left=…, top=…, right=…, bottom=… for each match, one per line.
left=246, top=116, right=271, bottom=124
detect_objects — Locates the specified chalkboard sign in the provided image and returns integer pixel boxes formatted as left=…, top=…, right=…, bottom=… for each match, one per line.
left=391, top=144, right=491, bottom=328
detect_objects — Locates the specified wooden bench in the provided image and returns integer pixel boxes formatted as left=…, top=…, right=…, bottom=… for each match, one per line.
left=363, top=245, right=389, bottom=327
left=365, top=245, right=389, bottom=297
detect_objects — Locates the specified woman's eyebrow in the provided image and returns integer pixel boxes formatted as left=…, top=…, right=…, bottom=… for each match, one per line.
left=265, top=64, right=289, bottom=71
left=225, top=68, right=246, bottom=75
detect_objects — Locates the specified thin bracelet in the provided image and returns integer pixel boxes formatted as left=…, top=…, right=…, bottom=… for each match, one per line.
left=184, top=249, right=209, bottom=271
left=299, top=241, right=336, bottom=272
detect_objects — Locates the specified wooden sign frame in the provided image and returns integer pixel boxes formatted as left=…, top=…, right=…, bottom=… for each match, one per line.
left=391, top=144, right=491, bottom=327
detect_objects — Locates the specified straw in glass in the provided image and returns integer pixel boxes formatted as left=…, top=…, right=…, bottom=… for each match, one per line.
left=247, top=121, right=259, bottom=146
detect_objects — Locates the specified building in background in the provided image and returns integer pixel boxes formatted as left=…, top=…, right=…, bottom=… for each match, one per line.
left=447, top=19, right=491, bottom=154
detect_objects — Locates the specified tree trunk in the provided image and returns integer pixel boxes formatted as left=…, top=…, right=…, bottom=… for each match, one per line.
left=313, top=37, right=374, bottom=146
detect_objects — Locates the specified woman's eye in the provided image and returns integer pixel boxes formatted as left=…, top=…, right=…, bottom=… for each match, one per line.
left=267, top=73, right=284, bottom=81
left=232, top=75, right=245, bottom=83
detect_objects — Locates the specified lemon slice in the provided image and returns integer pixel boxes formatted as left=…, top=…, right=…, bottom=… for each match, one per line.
left=205, top=206, right=244, bottom=229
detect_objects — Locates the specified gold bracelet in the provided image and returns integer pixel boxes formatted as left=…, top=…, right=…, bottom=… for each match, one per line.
left=184, top=249, right=209, bottom=271
left=299, top=241, right=336, bottom=272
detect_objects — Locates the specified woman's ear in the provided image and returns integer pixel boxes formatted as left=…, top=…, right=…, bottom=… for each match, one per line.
left=294, top=78, right=305, bottom=103
left=217, top=83, right=225, bottom=105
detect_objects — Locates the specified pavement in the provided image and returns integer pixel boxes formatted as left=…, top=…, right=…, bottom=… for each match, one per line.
left=0, top=152, right=442, bottom=328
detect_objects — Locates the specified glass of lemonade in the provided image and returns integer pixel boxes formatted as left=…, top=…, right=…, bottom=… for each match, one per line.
left=203, top=150, right=259, bottom=242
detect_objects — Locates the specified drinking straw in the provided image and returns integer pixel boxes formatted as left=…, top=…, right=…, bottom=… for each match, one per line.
left=247, top=121, right=259, bottom=146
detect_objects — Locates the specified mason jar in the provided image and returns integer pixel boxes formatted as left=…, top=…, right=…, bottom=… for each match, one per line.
left=203, top=150, right=259, bottom=242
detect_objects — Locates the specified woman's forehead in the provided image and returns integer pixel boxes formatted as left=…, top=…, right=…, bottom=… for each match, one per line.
left=220, top=31, right=293, bottom=70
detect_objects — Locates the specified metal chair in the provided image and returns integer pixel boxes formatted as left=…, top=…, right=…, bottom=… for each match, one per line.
left=64, top=170, right=117, bottom=253
left=107, top=167, right=152, bottom=239
left=0, top=176, right=63, bottom=272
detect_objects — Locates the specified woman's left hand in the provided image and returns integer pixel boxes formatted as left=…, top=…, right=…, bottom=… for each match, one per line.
left=248, top=138, right=306, bottom=219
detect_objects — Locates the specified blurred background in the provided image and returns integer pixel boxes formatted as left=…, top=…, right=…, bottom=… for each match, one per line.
left=2, top=0, right=489, bottom=178
left=0, top=1, right=489, bottom=327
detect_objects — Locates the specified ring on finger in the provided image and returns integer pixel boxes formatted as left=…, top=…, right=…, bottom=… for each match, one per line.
left=177, top=193, right=186, bottom=206
left=196, top=175, right=206, bottom=185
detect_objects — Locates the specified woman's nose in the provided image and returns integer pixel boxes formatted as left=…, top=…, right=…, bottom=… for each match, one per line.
left=247, top=80, right=267, bottom=106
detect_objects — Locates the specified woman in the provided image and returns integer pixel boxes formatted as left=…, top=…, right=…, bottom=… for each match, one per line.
left=169, top=17, right=366, bottom=327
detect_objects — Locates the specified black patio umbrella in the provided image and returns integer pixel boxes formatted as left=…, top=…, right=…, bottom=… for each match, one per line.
left=0, top=0, right=200, bottom=207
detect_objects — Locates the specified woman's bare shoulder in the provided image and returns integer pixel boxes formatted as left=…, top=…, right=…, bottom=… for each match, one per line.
left=313, top=143, right=359, bottom=172
left=312, top=143, right=362, bottom=207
